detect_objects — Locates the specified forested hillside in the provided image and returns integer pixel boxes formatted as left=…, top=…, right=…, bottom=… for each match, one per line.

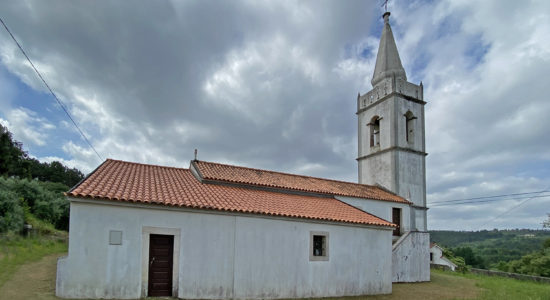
left=0, top=124, right=85, bottom=233
left=0, top=125, right=84, bottom=187
left=430, top=229, right=550, bottom=277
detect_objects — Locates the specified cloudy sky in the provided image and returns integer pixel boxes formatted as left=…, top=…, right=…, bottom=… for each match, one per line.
left=1, top=0, right=549, bottom=230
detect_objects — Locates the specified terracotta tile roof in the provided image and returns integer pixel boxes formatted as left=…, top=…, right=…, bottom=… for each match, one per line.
left=68, top=159, right=395, bottom=228
left=193, top=160, right=409, bottom=204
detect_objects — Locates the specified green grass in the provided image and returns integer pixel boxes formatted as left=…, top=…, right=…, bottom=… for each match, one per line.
left=432, top=269, right=550, bottom=300
left=24, top=213, right=58, bottom=235
left=0, top=233, right=67, bottom=288
left=0, top=241, right=548, bottom=300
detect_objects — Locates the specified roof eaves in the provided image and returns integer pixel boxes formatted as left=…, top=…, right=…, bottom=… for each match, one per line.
left=66, top=159, right=111, bottom=195
left=68, top=194, right=394, bottom=228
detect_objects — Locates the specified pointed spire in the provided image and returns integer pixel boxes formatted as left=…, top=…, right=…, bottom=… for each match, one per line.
left=371, top=12, right=407, bottom=87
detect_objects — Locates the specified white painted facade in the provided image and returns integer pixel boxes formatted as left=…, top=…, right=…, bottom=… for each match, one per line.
left=57, top=199, right=393, bottom=299
left=391, top=232, right=430, bottom=282
left=57, top=11, right=433, bottom=299
left=357, top=66, right=427, bottom=232
left=356, top=12, right=430, bottom=282
left=336, top=196, right=411, bottom=234
left=430, top=244, right=457, bottom=271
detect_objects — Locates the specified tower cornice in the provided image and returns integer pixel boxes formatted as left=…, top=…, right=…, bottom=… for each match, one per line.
left=356, top=146, right=428, bottom=161
left=357, top=91, right=426, bottom=115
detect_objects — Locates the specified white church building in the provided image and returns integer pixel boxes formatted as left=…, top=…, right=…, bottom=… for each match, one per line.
left=56, top=12, right=430, bottom=299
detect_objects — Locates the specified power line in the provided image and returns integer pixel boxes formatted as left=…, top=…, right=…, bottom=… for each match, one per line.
left=430, top=194, right=550, bottom=207
left=478, top=188, right=550, bottom=229
left=0, top=17, right=103, bottom=161
left=430, top=190, right=550, bottom=204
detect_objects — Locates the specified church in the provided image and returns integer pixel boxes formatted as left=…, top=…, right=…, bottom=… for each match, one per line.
left=56, top=12, right=429, bottom=299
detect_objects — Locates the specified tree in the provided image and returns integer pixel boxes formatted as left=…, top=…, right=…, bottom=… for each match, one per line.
left=544, top=213, right=550, bottom=229
left=442, top=247, right=467, bottom=272
left=453, top=246, right=486, bottom=269
left=0, top=177, right=70, bottom=233
left=0, top=189, right=24, bottom=232
left=0, top=124, right=84, bottom=186
left=0, top=124, right=29, bottom=177
left=502, top=238, right=550, bottom=277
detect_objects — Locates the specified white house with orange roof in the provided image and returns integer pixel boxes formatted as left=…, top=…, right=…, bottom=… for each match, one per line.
left=56, top=11, right=429, bottom=299
left=430, top=243, right=457, bottom=271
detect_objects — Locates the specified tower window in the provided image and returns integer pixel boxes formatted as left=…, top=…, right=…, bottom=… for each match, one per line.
left=392, top=208, right=401, bottom=236
left=369, top=116, right=381, bottom=148
left=404, top=111, right=416, bottom=143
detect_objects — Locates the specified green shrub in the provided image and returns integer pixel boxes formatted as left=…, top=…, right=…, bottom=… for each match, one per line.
left=0, top=189, right=24, bottom=233
left=0, top=177, right=69, bottom=232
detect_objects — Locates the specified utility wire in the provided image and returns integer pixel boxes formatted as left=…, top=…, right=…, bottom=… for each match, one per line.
left=0, top=17, right=103, bottom=161
left=478, top=188, right=550, bottom=229
left=430, top=194, right=550, bottom=207
left=430, top=190, right=550, bottom=204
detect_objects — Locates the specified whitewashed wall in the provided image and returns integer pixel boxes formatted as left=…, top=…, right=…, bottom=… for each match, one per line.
left=391, top=232, right=430, bottom=282
left=57, top=199, right=393, bottom=299
left=336, top=196, right=410, bottom=233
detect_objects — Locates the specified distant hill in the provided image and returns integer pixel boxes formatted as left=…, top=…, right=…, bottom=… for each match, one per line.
left=430, top=229, right=550, bottom=267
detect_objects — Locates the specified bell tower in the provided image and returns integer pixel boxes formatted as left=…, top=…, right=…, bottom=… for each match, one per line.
left=357, top=12, right=427, bottom=231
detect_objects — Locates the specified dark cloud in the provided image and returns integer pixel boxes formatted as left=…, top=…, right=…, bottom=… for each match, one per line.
left=0, top=0, right=548, bottom=230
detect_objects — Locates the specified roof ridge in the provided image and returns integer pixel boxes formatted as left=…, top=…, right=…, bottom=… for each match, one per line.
left=69, top=159, right=399, bottom=227
left=196, top=160, right=383, bottom=189
left=106, top=158, right=189, bottom=170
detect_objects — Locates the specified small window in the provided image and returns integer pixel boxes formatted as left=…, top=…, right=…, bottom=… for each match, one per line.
left=369, top=116, right=381, bottom=147
left=310, top=231, right=329, bottom=261
left=313, top=236, right=325, bottom=256
left=404, top=111, right=416, bottom=143
left=430, top=253, right=434, bottom=262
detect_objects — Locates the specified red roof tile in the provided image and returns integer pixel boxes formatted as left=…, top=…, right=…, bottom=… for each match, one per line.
left=68, top=159, right=395, bottom=228
left=194, top=160, right=409, bottom=204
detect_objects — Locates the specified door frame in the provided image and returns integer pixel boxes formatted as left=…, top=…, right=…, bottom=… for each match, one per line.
left=392, top=207, right=402, bottom=236
left=141, top=227, right=180, bottom=298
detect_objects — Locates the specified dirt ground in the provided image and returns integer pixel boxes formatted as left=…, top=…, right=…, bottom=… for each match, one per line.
left=0, top=254, right=481, bottom=300
left=0, top=253, right=63, bottom=300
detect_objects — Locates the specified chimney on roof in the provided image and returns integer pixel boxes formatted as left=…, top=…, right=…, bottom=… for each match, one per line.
left=194, top=149, right=198, bottom=161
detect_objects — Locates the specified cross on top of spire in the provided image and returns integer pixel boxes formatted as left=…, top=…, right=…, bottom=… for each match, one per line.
left=371, top=6, right=407, bottom=87
left=381, top=0, right=389, bottom=12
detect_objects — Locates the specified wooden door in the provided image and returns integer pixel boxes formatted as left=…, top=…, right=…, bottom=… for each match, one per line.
left=148, top=234, right=174, bottom=297
left=392, top=208, right=401, bottom=236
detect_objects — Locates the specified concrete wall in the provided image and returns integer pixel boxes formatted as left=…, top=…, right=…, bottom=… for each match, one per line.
left=357, top=81, right=427, bottom=232
left=357, top=94, right=426, bottom=203
left=470, top=268, right=550, bottom=284
left=57, top=200, right=393, bottom=299
left=336, top=196, right=410, bottom=233
left=358, top=151, right=394, bottom=192
left=392, top=232, right=430, bottom=282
